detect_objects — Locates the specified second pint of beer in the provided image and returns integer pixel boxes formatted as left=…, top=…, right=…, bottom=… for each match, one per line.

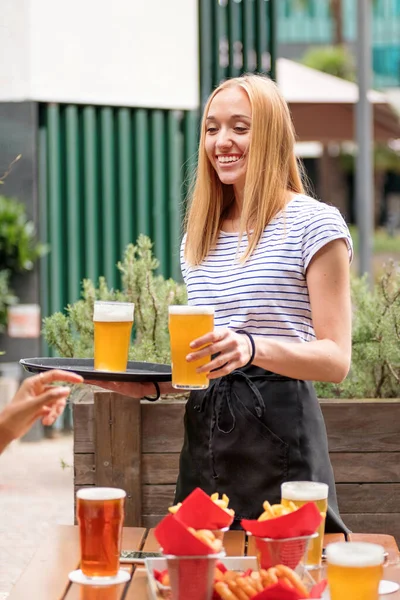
left=281, top=481, right=328, bottom=569
left=93, top=301, right=134, bottom=372
left=168, top=305, right=214, bottom=390
left=326, top=541, right=384, bottom=600
left=77, top=487, right=126, bottom=578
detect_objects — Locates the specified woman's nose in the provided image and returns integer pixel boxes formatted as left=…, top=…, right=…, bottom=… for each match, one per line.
left=216, top=129, right=232, bottom=150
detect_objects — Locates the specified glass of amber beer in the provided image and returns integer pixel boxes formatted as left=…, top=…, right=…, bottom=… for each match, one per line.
left=281, top=481, right=328, bottom=569
left=326, top=541, right=384, bottom=600
left=93, top=301, right=134, bottom=372
left=77, top=487, right=126, bottom=578
left=168, top=305, right=214, bottom=390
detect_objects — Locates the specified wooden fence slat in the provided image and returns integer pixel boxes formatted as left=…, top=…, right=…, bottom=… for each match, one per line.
left=95, top=392, right=142, bottom=526
left=321, top=402, right=400, bottom=452
left=74, top=453, right=95, bottom=485
left=331, top=453, right=400, bottom=482
left=142, top=485, right=176, bottom=514
left=337, top=484, right=400, bottom=514
left=342, top=513, right=400, bottom=541
left=73, top=403, right=94, bottom=453
left=142, top=403, right=185, bottom=453
left=142, top=454, right=180, bottom=484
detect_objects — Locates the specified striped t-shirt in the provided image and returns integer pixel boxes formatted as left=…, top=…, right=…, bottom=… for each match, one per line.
left=181, top=195, right=353, bottom=343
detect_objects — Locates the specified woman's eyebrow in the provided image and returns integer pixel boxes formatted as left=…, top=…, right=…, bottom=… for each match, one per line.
left=206, top=114, right=251, bottom=121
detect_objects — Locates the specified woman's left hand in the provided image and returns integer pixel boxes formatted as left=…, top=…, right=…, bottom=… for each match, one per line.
left=186, top=328, right=252, bottom=379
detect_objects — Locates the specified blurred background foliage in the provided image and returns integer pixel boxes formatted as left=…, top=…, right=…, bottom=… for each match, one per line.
left=43, top=236, right=400, bottom=399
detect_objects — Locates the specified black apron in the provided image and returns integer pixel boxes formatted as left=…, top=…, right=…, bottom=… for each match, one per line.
left=174, top=365, right=349, bottom=535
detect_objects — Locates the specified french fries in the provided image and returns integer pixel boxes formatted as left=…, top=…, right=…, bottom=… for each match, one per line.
left=187, top=527, right=223, bottom=553
left=168, top=502, right=182, bottom=514
left=210, top=492, right=235, bottom=516
left=214, top=564, right=310, bottom=599
left=168, top=492, right=235, bottom=517
left=257, top=500, right=298, bottom=521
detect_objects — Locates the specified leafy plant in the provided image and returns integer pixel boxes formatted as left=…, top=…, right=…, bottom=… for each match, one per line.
left=300, top=45, right=356, bottom=81
left=0, top=195, right=48, bottom=272
left=43, top=235, right=400, bottom=399
left=43, top=235, right=187, bottom=364
left=315, top=262, right=400, bottom=398
left=0, top=270, right=17, bottom=332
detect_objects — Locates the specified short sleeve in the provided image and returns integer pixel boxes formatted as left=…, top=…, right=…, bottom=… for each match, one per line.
left=180, top=234, right=188, bottom=283
left=302, top=204, right=353, bottom=271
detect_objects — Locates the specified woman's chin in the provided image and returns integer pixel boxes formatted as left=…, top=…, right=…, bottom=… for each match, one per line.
left=217, top=172, right=246, bottom=187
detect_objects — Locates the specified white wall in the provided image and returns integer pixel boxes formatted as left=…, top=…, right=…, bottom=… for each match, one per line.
left=0, top=0, right=199, bottom=110
left=0, top=1, right=31, bottom=101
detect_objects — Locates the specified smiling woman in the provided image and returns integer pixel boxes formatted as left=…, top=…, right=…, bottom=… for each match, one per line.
left=87, top=74, right=353, bottom=535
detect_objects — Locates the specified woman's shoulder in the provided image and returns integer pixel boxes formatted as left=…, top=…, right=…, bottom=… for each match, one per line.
left=287, top=194, right=342, bottom=218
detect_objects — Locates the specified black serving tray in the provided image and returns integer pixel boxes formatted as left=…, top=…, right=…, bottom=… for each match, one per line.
left=19, top=357, right=172, bottom=383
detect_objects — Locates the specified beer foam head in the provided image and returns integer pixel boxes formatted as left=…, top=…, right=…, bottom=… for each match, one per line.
left=77, top=487, right=126, bottom=501
left=93, top=301, right=134, bottom=322
left=281, top=481, right=329, bottom=501
left=326, top=542, right=384, bottom=567
left=168, top=305, right=215, bottom=315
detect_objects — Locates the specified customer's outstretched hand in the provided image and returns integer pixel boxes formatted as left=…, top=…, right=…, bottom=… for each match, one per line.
left=0, top=369, right=83, bottom=453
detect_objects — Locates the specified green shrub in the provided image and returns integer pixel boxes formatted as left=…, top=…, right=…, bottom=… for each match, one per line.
left=300, top=45, right=356, bottom=81
left=315, top=262, right=400, bottom=398
left=42, top=235, right=187, bottom=364
left=43, top=236, right=400, bottom=399
left=0, top=195, right=47, bottom=272
left=0, top=270, right=18, bottom=332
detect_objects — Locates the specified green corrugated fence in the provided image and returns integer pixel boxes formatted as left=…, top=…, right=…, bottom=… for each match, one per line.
left=200, top=0, right=276, bottom=105
left=39, top=104, right=199, bottom=319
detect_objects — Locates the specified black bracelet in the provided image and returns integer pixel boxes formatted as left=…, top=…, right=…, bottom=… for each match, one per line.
left=236, top=329, right=256, bottom=367
left=143, top=381, right=161, bottom=402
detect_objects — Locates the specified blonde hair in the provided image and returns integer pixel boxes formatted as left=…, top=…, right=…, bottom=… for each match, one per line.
left=184, top=74, right=305, bottom=265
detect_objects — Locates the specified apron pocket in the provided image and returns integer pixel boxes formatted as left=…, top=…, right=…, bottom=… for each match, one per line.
left=211, top=399, right=289, bottom=520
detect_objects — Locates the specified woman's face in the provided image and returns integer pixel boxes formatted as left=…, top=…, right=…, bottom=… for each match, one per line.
left=205, top=86, right=251, bottom=192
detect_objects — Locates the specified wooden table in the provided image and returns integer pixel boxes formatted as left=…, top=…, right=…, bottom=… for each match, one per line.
left=8, top=526, right=400, bottom=599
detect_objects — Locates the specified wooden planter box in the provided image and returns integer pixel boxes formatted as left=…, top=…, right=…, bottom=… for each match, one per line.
left=73, top=391, right=400, bottom=541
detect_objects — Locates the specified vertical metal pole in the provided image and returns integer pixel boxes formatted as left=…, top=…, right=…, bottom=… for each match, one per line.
left=356, top=0, right=373, bottom=280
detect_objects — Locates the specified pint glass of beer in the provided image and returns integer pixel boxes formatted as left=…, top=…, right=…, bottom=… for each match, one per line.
left=281, top=481, right=328, bottom=569
left=93, top=301, right=134, bottom=372
left=168, top=305, right=214, bottom=390
left=77, top=487, right=126, bottom=578
left=326, top=541, right=384, bottom=600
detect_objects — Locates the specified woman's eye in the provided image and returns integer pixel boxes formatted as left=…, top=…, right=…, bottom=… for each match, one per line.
left=206, top=127, right=218, bottom=133
left=234, top=126, right=248, bottom=133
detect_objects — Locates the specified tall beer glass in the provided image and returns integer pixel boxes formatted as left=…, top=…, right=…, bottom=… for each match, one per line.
left=77, top=487, right=126, bottom=578
left=168, top=305, right=214, bottom=390
left=281, top=481, right=328, bottom=569
left=93, top=301, right=134, bottom=372
left=326, top=541, right=384, bottom=600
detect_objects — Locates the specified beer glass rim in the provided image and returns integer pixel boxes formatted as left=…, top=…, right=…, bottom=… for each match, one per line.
left=77, top=487, right=127, bottom=501
left=168, top=305, right=215, bottom=315
left=281, top=480, right=329, bottom=500
left=326, top=541, right=385, bottom=567
left=94, top=301, right=134, bottom=307
left=93, top=301, right=134, bottom=322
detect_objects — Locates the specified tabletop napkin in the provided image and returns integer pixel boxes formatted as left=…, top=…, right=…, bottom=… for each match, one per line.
left=155, top=513, right=220, bottom=556
left=241, top=502, right=322, bottom=539
left=174, top=487, right=234, bottom=530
